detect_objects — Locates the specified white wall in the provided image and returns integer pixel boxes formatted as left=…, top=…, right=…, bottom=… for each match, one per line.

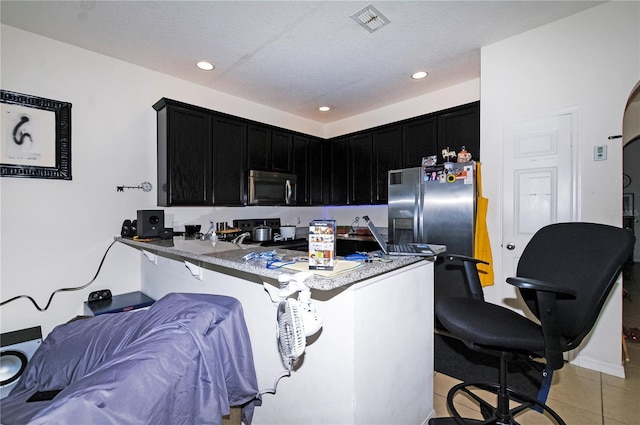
left=0, top=24, right=475, bottom=337
left=0, top=24, right=325, bottom=336
left=324, top=79, right=480, bottom=138
left=480, top=1, right=640, bottom=376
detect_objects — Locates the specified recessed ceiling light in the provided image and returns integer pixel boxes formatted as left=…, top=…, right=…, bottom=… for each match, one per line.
left=318, top=106, right=331, bottom=112
left=411, top=71, right=428, bottom=80
left=196, top=61, right=215, bottom=71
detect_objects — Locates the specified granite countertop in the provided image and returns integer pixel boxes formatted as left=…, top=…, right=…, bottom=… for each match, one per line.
left=116, top=237, right=429, bottom=291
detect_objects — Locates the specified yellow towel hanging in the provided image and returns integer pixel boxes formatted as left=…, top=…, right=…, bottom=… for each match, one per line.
left=474, top=162, right=494, bottom=286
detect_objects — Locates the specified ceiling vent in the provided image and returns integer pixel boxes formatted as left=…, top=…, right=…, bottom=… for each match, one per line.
left=350, top=5, right=390, bottom=33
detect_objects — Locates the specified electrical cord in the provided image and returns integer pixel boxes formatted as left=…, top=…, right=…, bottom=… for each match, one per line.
left=259, top=360, right=294, bottom=396
left=0, top=239, right=117, bottom=311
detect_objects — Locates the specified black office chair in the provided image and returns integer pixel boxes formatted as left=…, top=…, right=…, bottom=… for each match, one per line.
left=430, top=222, right=635, bottom=425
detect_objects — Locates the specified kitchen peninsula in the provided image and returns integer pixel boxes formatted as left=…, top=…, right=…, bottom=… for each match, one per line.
left=117, top=237, right=437, bottom=425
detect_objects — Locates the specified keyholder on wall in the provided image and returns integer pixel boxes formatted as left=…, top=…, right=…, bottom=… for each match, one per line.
left=116, top=181, right=152, bottom=192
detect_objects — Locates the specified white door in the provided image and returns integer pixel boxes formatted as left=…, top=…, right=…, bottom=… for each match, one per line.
left=502, top=112, right=575, bottom=311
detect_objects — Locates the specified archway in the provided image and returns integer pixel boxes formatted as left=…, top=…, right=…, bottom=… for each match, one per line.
left=622, top=81, right=639, bottom=360
left=623, top=81, right=640, bottom=259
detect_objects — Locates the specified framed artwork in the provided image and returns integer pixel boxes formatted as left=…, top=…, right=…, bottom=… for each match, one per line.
left=1, top=90, right=72, bottom=180
left=623, top=193, right=634, bottom=217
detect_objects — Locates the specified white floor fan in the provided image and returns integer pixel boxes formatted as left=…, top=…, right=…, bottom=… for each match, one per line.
left=261, top=272, right=323, bottom=395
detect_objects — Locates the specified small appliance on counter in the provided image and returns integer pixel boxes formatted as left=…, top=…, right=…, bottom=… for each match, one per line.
left=232, top=218, right=308, bottom=251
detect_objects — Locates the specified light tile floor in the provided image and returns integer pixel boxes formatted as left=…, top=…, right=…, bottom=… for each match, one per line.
left=433, top=262, right=640, bottom=425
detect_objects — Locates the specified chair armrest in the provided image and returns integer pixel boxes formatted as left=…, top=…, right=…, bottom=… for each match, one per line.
left=446, top=254, right=489, bottom=266
left=506, top=277, right=577, bottom=297
left=507, top=276, right=575, bottom=370
left=446, top=254, right=488, bottom=301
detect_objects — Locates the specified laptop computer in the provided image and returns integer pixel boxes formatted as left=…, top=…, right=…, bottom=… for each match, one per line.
left=362, top=215, right=446, bottom=257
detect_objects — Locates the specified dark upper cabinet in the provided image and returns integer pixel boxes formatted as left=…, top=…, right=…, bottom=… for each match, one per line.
left=271, top=130, right=293, bottom=172
left=402, top=116, right=438, bottom=168
left=154, top=98, right=247, bottom=207
left=292, top=135, right=324, bottom=206
left=154, top=100, right=213, bottom=206
left=212, top=116, right=246, bottom=206
left=401, top=101, right=480, bottom=168
left=293, top=135, right=310, bottom=205
left=325, top=102, right=479, bottom=206
left=374, top=126, right=403, bottom=203
left=437, top=101, right=480, bottom=161
left=308, top=139, right=324, bottom=205
left=350, top=132, right=373, bottom=205
left=247, top=124, right=293, bottom=173
left=154, top=98, right=479, bottom=207
left=327, top=138, right=350, bottom=205
left=247, top=124, right=271, bottom=171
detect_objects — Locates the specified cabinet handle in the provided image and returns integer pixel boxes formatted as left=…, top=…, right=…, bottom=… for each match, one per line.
left=285, top=180, right=292, bottom=205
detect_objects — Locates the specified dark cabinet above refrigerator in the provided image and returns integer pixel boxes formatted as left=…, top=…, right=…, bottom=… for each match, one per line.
left=323, top=101, right=480, bottom=206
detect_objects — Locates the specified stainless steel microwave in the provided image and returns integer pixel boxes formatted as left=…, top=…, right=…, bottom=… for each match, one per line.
left=247, top=170, right=297, bottom=205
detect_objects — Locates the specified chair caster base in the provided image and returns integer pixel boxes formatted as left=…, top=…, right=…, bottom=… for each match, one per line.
left=429, top=418, right=484, bottom=424
left=438, top=381, right=565, bottom=425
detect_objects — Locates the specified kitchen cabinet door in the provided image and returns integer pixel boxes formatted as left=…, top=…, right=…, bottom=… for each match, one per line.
left=328, top=138, right=350, bottom=205
left=271, top=130, right=293, bottom=173
left=247, top=125, right=293, bottom=173
left=212, top=116, right=247, bottom=205
left=247, top=124, right=271, bottom=171
left=308, top=139, right=324, bottom=205
left=374, top=126, right=403, bottom=203
left=155, top=100, right=213, bottom=206
left=437, top=101, right=480, bottom=161
left=293, top=135, right=310, bottom=205
left=292, top=135, right=324, bottom=205
left=402, top=116, right=438, bottom=168
left=350, top=132, right=373, bottom=205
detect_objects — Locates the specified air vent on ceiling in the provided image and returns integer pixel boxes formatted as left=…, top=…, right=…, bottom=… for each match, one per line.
left=350, top=4, right=390, bottom=33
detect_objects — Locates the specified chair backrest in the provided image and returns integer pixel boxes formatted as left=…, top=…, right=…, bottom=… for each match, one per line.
left=517, top=222, right=634, bottom=351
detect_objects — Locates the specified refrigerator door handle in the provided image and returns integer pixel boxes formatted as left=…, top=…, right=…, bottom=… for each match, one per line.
left=414, top=183, right=422, bottom=242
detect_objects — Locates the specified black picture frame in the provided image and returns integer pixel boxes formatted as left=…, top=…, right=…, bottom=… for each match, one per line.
left=1, top=90, right=72, bottom=180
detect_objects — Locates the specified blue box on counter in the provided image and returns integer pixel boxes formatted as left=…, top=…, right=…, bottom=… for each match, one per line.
left=83, top=291, right=155, bottom=316
left=309, top=220, right=336, bottom=270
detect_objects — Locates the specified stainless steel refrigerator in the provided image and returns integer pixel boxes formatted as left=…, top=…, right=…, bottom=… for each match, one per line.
left=388, top=161, right=477, bottom=307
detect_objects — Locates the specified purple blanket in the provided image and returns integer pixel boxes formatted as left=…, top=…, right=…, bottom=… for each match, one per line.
left=1, top=293, right=260, bottom=424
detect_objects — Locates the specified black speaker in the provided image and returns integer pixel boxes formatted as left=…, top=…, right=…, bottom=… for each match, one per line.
left=1, top=326, right=42, bottom=399
left=136, top=210, right=164, bottom=238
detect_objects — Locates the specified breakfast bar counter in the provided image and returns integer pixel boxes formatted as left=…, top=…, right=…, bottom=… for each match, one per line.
left=116, top=236, right=425, bottom=291
left=117, top=236, right=436, bottom=425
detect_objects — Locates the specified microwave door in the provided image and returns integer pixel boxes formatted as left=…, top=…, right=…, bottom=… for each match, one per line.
left=248, top=170, right=297, bottom=205
left=252, top=180, right=281, bottom=205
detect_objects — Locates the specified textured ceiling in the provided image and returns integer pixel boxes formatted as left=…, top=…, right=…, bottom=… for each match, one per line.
left=0, top=1, right=603, bottom=123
